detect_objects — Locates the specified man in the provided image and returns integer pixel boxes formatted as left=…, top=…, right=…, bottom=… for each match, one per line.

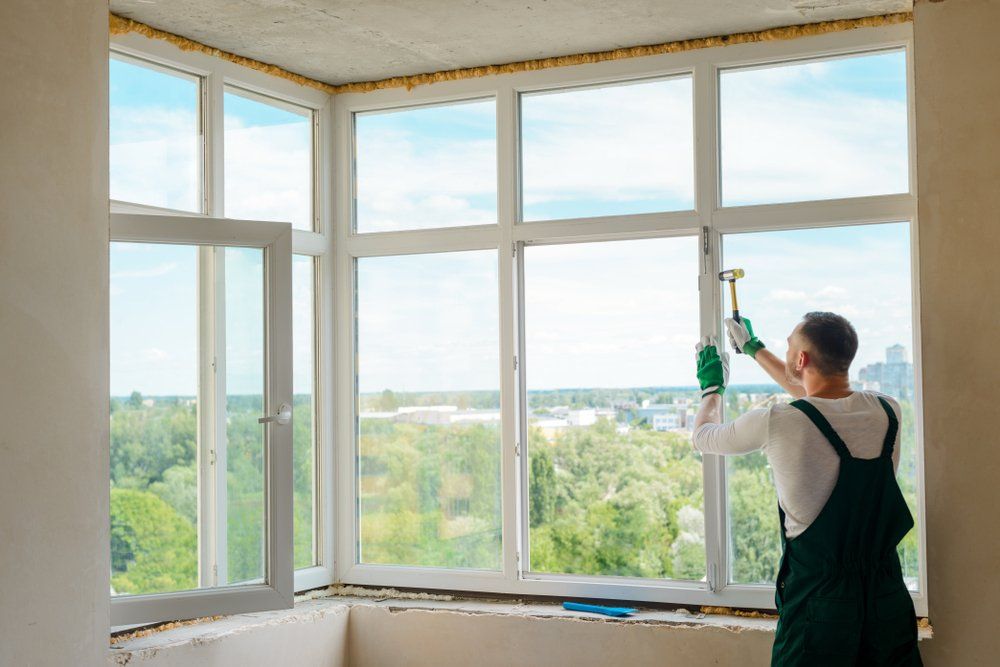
left=693, top=311, right=921, bottom=666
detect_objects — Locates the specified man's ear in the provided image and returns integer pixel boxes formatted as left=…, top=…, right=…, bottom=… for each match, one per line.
left=797, top=350, right=809, bottom=372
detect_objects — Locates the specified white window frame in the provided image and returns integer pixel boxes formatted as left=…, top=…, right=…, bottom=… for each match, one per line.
left=109, top=31, right=336, bottom=621
left=109, top=212, right=293, bottom=625
left=332, top=21, right=927, bottom=616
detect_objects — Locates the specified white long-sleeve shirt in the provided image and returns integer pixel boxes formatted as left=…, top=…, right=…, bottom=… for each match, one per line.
left=693, top=390, right=901, bottom=539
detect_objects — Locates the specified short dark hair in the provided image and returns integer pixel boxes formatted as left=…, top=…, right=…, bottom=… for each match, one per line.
left=798, top=311, right=858, bottom=375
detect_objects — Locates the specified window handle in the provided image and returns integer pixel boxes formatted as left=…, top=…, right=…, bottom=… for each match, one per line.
left=258, top=403, right=291, bottom=426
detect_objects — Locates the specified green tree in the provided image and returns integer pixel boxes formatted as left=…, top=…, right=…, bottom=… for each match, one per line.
left=529, top=445, right=556, bottom=528
left=728, top=456, right=781, bottom=584
left=110, top=488, right=197, bottom=595
left=128, top=390, right=143, bottom=409
left=149, top=463, right=197, bottom=524
left=378, top=389, right=399, bottom=412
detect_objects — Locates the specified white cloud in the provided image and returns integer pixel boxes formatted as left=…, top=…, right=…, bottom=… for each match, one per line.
left=224, top=120, right=312, bottom=229
left=355, top=128, right=497, bottom=232
left=520, top=79, right=694, bottom=214
left=110, top=107, right=199, bottom=211
left=719, top=57, right=908, bottom=205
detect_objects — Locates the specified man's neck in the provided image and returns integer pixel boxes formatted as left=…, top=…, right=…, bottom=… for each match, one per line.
left=803, top=373, right=853, bottom=399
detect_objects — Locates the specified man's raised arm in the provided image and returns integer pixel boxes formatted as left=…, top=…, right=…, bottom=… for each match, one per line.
left=725, top=317, right=806, bottom=399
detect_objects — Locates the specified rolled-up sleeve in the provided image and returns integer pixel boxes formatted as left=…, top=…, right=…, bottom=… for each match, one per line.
left=692, top=408, right=770, bottom=455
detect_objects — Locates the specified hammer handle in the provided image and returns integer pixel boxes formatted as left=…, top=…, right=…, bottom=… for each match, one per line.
left=729, top=278, right=743, bottom=354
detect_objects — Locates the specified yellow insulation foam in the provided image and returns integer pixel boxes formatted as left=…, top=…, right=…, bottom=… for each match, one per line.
left=111, top=11, right=911, bottom=94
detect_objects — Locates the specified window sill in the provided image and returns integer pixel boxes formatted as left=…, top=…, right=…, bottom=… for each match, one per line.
left=109, top=589, right=932, bottom=662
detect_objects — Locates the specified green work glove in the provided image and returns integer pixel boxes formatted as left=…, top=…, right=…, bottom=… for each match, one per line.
left=695, top=336, right=729, bottom=398
left=725, top=316, right=765, bottom=359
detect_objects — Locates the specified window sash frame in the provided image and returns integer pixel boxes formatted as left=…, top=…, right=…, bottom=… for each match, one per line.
left=109, top=212, right=294, bottom=626
left=109, top=32, right=337, bottom=610
left=333, top=21, right=926, bottom=616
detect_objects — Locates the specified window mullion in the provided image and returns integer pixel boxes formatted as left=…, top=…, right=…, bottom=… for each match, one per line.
left=200, top=69, right=229, bottom=590
left=213, top=248, right=230, bottom=587
left=205, top=70, right=225, bottom=217
left=496, top=85, right=520, bottom=583
left=694, top=60, right=728, bottom=594
left=197, top=246, right=218, bottom=587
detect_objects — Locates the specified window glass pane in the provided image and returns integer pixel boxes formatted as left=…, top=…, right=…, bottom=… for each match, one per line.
left=110, top=243, right=199, bottom=595
left=225, top=89, right=313, bottom=231
left=722, top=223, right=919, bottom=590
left=355, top=100, right=497, bottom=232
left=521, top=77, right=694, bottom=221
left=225, top=247, right=266, bottom=585
left=720, top=50, right=908, bottom=206
left=524, top=238, right=704, bottom=580
left=293, top=255, right=316, bottom=569
left=356, top=251, right=501, bottom=568
left=110, top=57, right=200, bottom=212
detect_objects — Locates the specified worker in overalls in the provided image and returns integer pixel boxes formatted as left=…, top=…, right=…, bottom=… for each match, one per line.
left=692, top=311, right=922, bottom=666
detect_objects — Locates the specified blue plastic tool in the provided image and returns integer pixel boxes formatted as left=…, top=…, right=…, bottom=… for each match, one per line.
left=562, top=601, right=637, bottom=617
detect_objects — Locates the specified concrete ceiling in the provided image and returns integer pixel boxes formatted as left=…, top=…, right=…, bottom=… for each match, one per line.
left=109, top=0, right=912, bottom=86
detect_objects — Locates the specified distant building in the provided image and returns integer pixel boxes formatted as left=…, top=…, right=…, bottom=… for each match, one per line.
left=634, top=404, right=688, bottom=432
left=856, top=344, right=914, bottom=399
left=652, top=412, right=680, bottom=431
left=566, top=409, right=596, bottom=427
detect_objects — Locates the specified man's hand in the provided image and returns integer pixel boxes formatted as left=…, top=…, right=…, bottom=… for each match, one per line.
left=695, top=336, right=729, bottom=398
left=725, top=317, right=765, bottom=359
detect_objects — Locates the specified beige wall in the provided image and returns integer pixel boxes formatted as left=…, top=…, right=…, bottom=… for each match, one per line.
left=110, top=604, right=350, bottom=667
left=113, top=602, right=773, bottom=667
left=0, top=1, right=109, bottom=665
left=349, top=606, right=773, bottom=667
left=914, top=0, right=1000, bottom=664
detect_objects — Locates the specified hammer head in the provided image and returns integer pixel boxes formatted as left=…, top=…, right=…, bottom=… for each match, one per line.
left=718, top=268, right=745, bottom=281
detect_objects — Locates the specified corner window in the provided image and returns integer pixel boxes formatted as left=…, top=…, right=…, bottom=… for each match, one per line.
left=109, top=43, right=328, bottom=625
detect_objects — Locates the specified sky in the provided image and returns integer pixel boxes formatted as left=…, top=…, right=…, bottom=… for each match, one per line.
left=110, top=57, right=314, bottom=397
left=110, top=49, right=912, bottom=397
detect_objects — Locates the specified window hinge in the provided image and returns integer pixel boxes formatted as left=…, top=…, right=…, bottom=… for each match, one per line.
left=512, top=242, right=517, bottom=258
left=702, top=226, right=710, bottom=256
left=514, top=441, right=521, bottom=457
left=514, top=355, right=519, bottom=371
left=209, top=449, right=216, bottom=467
left=708, top=562, right=718, bottom=592
left=212, top=563, right=218, bottom=585
left=516, top=551, right=521, bottom=567
left=212, top=355, right=218, bottom=374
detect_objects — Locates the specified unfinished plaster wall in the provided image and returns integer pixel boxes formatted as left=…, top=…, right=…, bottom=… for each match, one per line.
left=348, top=606, right=773, bottom=667
left=0, top=1, right=109, bottom=665
left=109, top=603, right=350, bottom=667
left=913, top=0, right=1000, bottom=664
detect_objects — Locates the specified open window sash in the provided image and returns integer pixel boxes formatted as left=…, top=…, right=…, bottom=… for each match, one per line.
left=110, top=212, right=293, bottom=626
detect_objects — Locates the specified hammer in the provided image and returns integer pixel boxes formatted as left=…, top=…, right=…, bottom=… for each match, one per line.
left=719, top=268, right=746, bottom=353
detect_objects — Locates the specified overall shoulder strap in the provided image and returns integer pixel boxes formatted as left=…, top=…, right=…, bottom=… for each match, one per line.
left=789, top=399, right=851, bottom=459
left=876, top=396, right=899, bottom=459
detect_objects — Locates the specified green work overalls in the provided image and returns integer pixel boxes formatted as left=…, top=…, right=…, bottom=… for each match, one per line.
left=771, top=397, right=922, bottom=666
